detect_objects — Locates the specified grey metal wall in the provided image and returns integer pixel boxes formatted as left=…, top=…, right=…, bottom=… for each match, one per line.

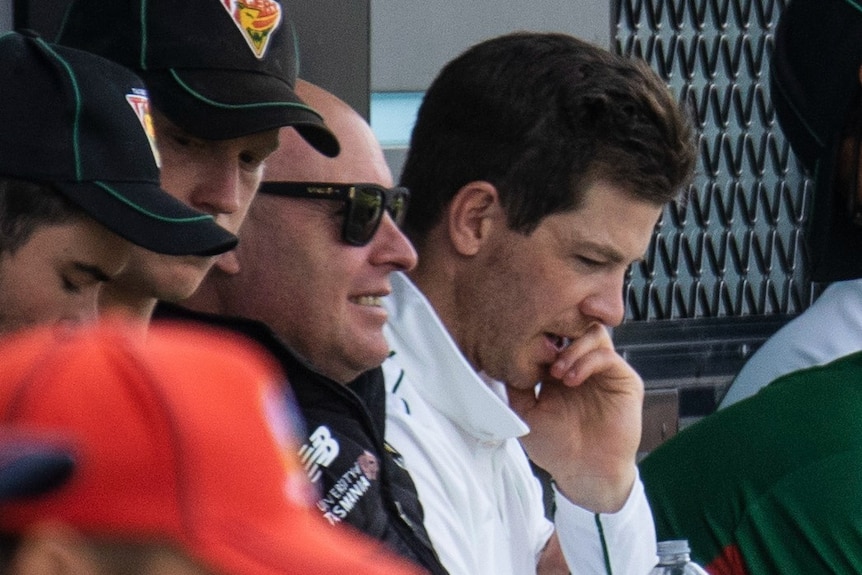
left=612, top=0, right=813, bottom=412
left=291, top=1, right=369, bottom=118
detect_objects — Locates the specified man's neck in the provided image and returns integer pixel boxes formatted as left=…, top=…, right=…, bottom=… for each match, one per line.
left=99, top=285, right=159, bottom=327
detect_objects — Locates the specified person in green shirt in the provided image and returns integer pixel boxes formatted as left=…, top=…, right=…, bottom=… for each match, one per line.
left=641, top=1, right=862, bottom=571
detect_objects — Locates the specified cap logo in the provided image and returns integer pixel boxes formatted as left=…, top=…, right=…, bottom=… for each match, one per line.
left=125, top=90, right=161, bottom=168
left=220, top=0, right=283, bottom=59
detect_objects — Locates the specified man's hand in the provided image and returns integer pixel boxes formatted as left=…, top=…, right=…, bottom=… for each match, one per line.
left=507, top=323, right=642, bottom=513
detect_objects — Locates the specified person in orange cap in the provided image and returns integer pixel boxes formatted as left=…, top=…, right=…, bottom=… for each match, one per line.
left=0, top=320, right=424, bottom=575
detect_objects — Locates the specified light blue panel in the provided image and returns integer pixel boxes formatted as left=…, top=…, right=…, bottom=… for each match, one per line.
left=370, top=91, right=424, bottom=148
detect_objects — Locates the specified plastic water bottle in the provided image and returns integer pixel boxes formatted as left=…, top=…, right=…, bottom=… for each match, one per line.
left=647, top=540, right=709, bottom=574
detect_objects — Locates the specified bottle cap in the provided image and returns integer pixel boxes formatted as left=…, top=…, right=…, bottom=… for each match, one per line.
left=657, top=540, right=691, bottom=556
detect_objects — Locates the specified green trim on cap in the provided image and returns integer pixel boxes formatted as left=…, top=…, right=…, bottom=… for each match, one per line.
left=37, top=38, right=85, bottom=180
left=94, top=181, right=215, bottom=223
left=843, top=0, right=862, bottom=15
left=167, top=69, right=324, bottom=119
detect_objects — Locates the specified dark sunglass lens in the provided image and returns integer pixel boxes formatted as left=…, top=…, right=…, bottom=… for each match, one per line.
left=387, top=192, right=407, bottom=227
left=345, top=188, right=384, bottom=245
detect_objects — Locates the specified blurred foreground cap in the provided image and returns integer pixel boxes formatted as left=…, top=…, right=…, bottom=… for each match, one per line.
left=0, top=433, right=73, bottom=500
left=0, top=320, right=422, bottom=575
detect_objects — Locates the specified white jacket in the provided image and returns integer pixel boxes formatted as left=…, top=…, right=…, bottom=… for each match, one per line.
left=382, top=272, right=657, bottom=575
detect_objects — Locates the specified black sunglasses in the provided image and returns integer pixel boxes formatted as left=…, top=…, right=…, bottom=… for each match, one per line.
left=258, top=182, right=410, bottom=246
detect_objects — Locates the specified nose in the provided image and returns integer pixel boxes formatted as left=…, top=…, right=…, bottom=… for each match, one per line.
left=186, top=158, right=242, bottom=217
left=579, top=273, right=626, bottom=328
left=369, top=213, right=418, bottom=272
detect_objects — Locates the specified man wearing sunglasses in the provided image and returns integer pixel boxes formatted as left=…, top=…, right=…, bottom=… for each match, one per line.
left=161, top=80, right=448, bottom=575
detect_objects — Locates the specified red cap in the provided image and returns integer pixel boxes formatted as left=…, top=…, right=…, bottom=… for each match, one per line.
left=0, top=320, right=424, bottom=575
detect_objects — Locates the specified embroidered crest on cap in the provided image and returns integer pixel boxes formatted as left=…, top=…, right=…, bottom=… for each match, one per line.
left=125, top=90, right=161, bottom=168
left=220, top=0, right=283, bottom=59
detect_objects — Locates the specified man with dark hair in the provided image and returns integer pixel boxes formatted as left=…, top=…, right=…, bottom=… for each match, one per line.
left=56, top=0, right=338, bottom=322
left=0, top=30, right=235, bottom=334
left=381, top=32, right=696, bottom=574
left=640, top=1, right=862, bottom=572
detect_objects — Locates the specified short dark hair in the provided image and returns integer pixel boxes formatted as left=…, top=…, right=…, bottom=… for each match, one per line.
left=0, top=178, right=86, bottom=254
left=400, top=32, right=696, bottom=247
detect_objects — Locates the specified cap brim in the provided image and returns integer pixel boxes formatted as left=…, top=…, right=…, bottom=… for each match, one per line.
left=806, top=140, right=862, bottom=282
left=143, top=70, right=340, bottom=157
left=0, top=437, right=74, bottom=500
left=196, top=508, right=423, bottom=575
left=55, top=180, right=238, bottom=257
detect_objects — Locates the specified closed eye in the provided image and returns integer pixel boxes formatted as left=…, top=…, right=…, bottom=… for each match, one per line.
left=577, top=255, right=606, bottom=268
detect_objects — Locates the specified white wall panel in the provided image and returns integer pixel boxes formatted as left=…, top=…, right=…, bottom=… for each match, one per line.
left=371, top=0, right=610, bottom=92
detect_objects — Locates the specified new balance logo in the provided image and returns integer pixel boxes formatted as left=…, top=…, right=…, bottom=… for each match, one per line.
left=299, top=425, right=340, bottom=483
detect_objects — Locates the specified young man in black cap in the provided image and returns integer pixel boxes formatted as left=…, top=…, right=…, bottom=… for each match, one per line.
left=56, top=0, right=338, bottom=323
left=0, top=30, right=236, bottom=335
left=640, top=2, right=862, bottom=571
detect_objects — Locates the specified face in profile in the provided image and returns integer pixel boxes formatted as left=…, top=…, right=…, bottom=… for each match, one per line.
left=104, top=112, right=280, bottom=304
left=450, top=181, right=662, bottom=390
left=0, top=218, right=129, bottom=334
left=221, top=192, right=417, bottom=383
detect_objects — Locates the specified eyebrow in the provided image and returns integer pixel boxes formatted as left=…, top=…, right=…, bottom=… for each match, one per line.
left=73, top=262, right=112, bottom=283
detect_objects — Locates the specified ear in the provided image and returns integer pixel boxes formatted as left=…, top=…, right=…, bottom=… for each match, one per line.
left=447, top=181, right=504, bottom=256
left=11, top=525, right=101, bottom=575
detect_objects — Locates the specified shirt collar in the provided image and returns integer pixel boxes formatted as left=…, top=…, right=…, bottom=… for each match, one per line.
left=384, top=272, right=529, bottom=441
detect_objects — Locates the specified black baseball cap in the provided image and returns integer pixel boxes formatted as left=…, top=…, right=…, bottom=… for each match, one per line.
left=56, top=0, right=340, bottom=157
left=770, top=0, right=862, bottom=281
left=0, top=31, right=239, bottom=257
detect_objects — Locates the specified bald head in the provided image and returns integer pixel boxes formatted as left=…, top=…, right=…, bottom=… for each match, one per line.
left=267, top=80, right=393, bottom=186
left=185, top=79, right=417, bottom=383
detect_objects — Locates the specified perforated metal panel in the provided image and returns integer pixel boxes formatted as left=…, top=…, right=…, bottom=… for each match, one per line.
left=611, top=0, right=817, bottom=398
left=616, top=0, right=813, bottom=320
